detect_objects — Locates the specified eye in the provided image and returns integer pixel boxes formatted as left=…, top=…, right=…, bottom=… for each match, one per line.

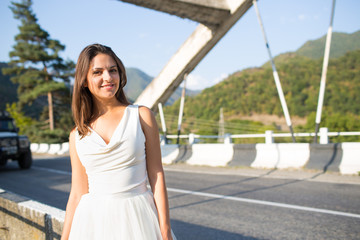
left=110, top=68, right=118, bottom=73
left=93, top=71, right=101, bottom=75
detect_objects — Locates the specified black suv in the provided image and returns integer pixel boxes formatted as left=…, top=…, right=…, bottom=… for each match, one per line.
left=0, top=111, right=32, bottom=169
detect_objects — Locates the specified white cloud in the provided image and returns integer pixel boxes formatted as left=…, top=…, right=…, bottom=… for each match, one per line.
left=298, top=14, right=306, bottom=21
left=185, top=73, right=229, bottom=91
left=138, top=33, right=148, bottom=39
left=213, top=73, right=229, bottom=85
left=186, top=74, right=206, bottom=90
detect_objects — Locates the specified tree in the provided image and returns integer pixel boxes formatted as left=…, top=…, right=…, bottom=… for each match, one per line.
left=3, top=0, right=74, bottom=130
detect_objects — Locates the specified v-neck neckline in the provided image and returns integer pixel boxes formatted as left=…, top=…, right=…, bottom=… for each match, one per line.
left=89, top=105, right=129, bottom=146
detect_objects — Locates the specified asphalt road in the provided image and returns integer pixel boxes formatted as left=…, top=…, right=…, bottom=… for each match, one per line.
left=1, top=156, right=360, bottom=240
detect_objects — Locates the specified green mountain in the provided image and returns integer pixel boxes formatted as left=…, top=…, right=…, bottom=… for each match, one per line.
left=124, top=67, right=153, bottom=102
left=124, top=67, right=200, bottom=104
left=173, top=50, right=360, bottom=117
left=263, top=31, right=360, bottom=68
left=296, top=31, right=360, bottom=59
left=163, top=31, right=360, bottom=136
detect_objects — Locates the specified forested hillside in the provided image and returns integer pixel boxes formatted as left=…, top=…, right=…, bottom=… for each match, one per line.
left=164, top=49, right=360, bottom=137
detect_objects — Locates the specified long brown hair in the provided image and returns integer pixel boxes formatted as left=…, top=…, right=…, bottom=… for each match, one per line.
left=72, top=43, right=130, bottom=138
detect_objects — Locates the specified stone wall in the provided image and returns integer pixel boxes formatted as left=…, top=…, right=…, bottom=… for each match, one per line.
left=0, top=189, right=64, bottom=240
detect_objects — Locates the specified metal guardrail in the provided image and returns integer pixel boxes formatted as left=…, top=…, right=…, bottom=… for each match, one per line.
left=164, top=128, right=360, bottom=144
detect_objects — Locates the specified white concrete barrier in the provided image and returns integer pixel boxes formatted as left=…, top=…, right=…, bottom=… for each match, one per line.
left=276, top=143, right=310, bottom=169
left=30, top=143, right=39, bottom=153
left=251, top=143, right=310, bottom=169
left=339, top=142, right=360, bottom=175
left=251, top=144, right=279, bottom=169
left=57, top=142, right=69, bottom=155
left=37, top=143, right=49, bottom=154
left=161, top=145, right=179, bottom=164
left=186, top=144, right=234, bottom=167
left=48, top=144, right=61, bottom=155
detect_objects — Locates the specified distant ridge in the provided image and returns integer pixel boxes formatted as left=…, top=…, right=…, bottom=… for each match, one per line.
left=124, top=68, right=153, bottom=102
left=296, top=31, right=360, bottom=59
left=262, top=31, right=360, bottom=68
left=124, top=67, right=200, bottom=104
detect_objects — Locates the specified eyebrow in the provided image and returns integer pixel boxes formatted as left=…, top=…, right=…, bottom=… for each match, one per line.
left=92, top=65, right=117, bottom=70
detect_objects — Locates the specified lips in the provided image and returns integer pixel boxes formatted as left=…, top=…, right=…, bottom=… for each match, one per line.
left=101, top=83, right=115, bottom=88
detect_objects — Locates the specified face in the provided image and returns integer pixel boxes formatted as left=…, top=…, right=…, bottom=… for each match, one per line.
left=86, top=53, right=120, bottom=101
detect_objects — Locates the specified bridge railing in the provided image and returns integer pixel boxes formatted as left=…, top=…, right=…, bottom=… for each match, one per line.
left=163, top=127, right=360, bottom=144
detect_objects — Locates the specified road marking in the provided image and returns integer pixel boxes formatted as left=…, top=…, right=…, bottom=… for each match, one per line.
left=167, top=187, right=360, bottom=219
left=33, top=165, right=360, bottom=219
left=163, top=167, right=262, bottom=177
left=32, top=166, right=71, bottom=176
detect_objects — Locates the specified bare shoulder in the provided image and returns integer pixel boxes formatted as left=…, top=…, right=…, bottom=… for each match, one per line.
left=139, top=106, right=156, bottom=124
left=69, top=128, right=77, bottom=143
left=138, top=106, right=158, bottom=132
left=138, top=105, right=153, bottom=118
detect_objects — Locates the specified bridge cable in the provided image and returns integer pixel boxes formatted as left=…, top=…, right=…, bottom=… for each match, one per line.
left=253, top=0, right=296, bottom=142
left=158, top=102, right=168, bottom=144
left=176, top=73, right=188, bottom=144
left=314, top=0, right=336, bottom=143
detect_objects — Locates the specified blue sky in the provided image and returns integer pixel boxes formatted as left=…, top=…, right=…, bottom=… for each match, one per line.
left=0, top=0, right=359, bottom=90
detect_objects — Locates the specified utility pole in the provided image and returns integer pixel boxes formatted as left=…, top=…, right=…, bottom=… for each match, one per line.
left=218, top=107, right=225, bottom=143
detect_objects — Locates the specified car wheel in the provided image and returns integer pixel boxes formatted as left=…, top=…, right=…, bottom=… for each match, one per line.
left=18, top=150, right=32, bottom=169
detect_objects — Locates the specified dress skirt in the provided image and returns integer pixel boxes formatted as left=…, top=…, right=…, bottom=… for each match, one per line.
left=68, top=190, right=174, bottom=240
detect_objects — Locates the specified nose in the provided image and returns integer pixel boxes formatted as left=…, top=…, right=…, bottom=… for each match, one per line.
left=103, top=70, right=112, bottom=81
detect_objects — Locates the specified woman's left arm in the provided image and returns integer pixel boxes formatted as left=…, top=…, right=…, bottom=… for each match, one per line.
left=139, top=106, right=173, bottom=240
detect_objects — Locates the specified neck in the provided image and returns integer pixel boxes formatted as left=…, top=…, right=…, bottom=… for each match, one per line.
left=92, top=97, right=124, bottom=116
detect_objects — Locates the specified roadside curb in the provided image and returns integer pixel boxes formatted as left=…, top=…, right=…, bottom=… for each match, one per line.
left=0, top=188, right=64, bottom=240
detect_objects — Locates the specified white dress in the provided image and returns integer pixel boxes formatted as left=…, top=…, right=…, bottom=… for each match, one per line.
left=69, top=105, right=176, bottom=240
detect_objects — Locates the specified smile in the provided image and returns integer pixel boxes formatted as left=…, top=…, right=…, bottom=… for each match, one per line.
left=101, top=84, right=115, bottom=88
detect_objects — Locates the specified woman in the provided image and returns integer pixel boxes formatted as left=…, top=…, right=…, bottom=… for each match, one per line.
left=61, top=43, right=175, bottom=240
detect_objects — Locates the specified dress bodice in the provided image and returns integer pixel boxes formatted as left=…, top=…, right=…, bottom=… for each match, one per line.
left=75, top=105, right=147, bottom=194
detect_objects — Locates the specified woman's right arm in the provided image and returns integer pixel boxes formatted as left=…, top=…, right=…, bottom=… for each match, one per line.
left=61, top=130, right=89, bottom=240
